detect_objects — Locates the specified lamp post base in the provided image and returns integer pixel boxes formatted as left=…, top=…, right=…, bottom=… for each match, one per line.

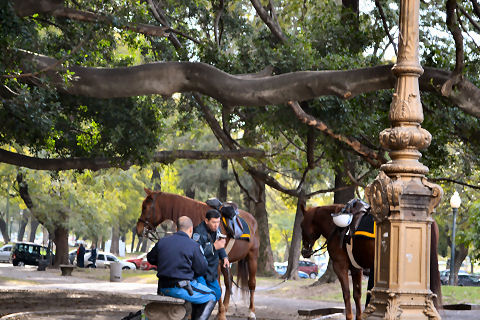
left=363, top=288, right=440, bottom=319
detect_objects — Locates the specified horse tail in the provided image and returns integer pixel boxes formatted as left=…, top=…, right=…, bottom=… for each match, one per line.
left=430, top=220, right=442, bottom=309
left=237, top=257, right=250, bottom=298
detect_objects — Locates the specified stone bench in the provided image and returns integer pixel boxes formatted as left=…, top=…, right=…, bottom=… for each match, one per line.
left=141, top=294, right=191, bottom=320
left=59, top=264, right=76, bottom=276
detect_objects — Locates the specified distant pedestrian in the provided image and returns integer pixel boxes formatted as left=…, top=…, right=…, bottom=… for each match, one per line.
left=77, top=243, right=85, bottom=268
left=89, top=244, right=97, bottom=268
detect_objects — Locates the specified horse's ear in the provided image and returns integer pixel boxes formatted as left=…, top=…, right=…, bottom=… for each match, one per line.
left=144, top=187, right=153, bottom=195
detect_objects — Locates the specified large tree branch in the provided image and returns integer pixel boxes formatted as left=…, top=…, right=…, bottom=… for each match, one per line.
left=250, top=0, right=288, bottom=43
left=430, top=178, right=480, bottom=190
left=443, top=0, right=465, bottom=96
left=12, top=51, right=480, bottom=118
left=287, top=101, right=386, bottom=168
left=0, top=148, right=265, bottom=171
left=374, top=0, right=397, bottom=56
left=146, top=0, right=182, bottom=49
left=13, top=0, right=170, bottom=39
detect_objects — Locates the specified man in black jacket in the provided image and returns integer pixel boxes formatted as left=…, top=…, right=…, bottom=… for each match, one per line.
left=147, top=216, right=216, bottom=320
left=193, top=209, right=229, bottom=301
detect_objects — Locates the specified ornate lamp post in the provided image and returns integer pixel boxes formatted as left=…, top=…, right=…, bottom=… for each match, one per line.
left=364, top=0, right=443, bottom=318
left=449, top=191, right=461, bottom=286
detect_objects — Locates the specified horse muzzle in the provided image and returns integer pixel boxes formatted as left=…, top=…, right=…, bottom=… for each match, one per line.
left=301, top=248, right=313, bottom=258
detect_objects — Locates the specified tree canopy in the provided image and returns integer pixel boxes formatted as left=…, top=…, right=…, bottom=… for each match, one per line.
left=1, top=0, right=480, bottom=268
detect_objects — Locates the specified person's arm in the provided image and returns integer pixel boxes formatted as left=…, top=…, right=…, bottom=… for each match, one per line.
left=218, top=247, right=227, bottom=260
left=147, top=242, right=159, bottom=265
left=192, top=244, right=208, bottom=276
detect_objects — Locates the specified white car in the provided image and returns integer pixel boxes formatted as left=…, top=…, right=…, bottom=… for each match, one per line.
left=0, top=244, right=13, bottom=263
left=84, top=251, right=136, bottom=270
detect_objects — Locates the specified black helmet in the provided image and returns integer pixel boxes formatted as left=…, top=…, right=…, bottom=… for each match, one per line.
left=206, top=198, right=222, bottom=210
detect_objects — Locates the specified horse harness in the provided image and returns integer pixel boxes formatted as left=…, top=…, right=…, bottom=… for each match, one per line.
left=138, top=192, right=162, bottom=241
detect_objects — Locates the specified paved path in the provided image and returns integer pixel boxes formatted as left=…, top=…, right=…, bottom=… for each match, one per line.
left=0, top=263, right=478, bottom=319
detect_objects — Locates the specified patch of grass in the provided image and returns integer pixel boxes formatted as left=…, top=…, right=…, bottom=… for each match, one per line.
left=0, top=276, right=40, bottom=285
left=441, top=285, right=480, bottom=305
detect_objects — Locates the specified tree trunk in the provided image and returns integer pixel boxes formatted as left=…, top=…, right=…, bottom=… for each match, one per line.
left=100, top=236, right=105, bottom=251
left=42, top=226, right=49, bottom=246
left=135, top=236, right=143, bottom=252
left=284, top=190, right=306, bottom=280
left=29, top=216, right=40, bottom=242
left=282, top=231, right=290, bottom=262
left=248, top=176, right=275, bottom=275
left=0, top=213, right=10, bottom=243
left=140, top=237, right=149, bottom=252
left=453, top=242, right=469, bottom=285
left=53, top=223, right=69, bottom=267
left=218, top=159, right=228, bottom=202
left=110, top=225, right=120, bottom=255
left=151, top=165, right=162, bottom=191
left=17, top=210, right=29, bottom=242
left=313, top=258, right=337, bottom=285
left=315, top=163, right=355, bottom=284
left=130, top=226, right=136, bottom=253
left=185, top=187, right=195, bottom=199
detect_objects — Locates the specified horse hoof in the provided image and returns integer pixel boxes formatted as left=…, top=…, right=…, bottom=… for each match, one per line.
left=248, top=311, right=256, bottom=320
left=217, top=314, right=227, bottom=320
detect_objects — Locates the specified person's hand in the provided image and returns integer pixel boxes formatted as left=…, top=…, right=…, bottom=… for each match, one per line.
left=214, top=238, right=226, bottom=250
left=223, top=257, right=230, bottom=268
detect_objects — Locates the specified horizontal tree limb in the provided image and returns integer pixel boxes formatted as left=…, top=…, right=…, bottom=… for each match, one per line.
left=0, top=148, right=265, bottom=171
left=17, top=51, right=480, bottom=118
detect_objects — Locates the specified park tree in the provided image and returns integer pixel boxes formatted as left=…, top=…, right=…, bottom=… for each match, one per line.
left=1, top=0, right=480, bottom=275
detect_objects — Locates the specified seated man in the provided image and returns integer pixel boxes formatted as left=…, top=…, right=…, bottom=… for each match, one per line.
left=193, top=209, right=229, bottom=301
left=147, top=216, right=216, bottom=320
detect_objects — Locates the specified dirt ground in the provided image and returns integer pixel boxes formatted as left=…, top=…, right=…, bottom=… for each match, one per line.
left=0, top=264, right=478, bottom=320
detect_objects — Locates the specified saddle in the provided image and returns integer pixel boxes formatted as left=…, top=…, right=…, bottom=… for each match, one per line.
left=220, top=205, right=250, bottom=241
left=338, top=199, right=372, bottom=245
left=337, top=199, right=374, bottom=269
left=205, top=199, right=250, bottom=241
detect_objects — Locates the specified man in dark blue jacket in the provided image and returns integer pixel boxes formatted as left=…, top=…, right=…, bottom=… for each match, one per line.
left=193, top=209, right=229, bottom=301
left=147, top=216, right=216, bottom=320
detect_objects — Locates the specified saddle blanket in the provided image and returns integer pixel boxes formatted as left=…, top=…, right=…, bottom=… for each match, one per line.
left=222, top=216, right=250, bottom=241
left=353, top=214, right=376, bottom=239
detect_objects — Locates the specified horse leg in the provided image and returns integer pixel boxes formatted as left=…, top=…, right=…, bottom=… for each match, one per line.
left=217, top=266, right=227, bottom=320
left=365, top=268, right=374, bottom=307
left=247, top=251, right=258, bottom=320
left=218, top=266, right=231, bottom=320
left=351, top=268, right=363, bottom=320
left=333, top=261, right=354, bottom=320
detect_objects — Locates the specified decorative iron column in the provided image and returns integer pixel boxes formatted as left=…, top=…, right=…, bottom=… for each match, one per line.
left=363, top=0, right=443, bottom=318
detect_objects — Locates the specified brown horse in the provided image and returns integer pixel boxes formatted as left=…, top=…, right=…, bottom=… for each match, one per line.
left=300, top=203, right=442, bottom=320
left=136, top=189, right=260, bottom=320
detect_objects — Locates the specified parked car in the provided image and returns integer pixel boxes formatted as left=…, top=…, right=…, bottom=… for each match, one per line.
left=440, top=269, right=469, bottom=285
left=298, top=260, right=319, bottom=279
left=84, top=251, right=136, bottom=270
left=0, top=244, right=13, bottom=263
left=126, top=253, right=157, bottom=271
left=11, top=242, right=52, bottom=266
left=458, top=274, right=480, bottom=287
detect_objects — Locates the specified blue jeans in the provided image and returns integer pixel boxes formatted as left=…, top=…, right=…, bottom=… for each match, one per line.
left=158, top=279, right=216, bottom=304
left=196, top=276, right=222, bottom=301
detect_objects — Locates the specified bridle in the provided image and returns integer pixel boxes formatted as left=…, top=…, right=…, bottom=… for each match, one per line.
left=137, top=193, right=162, bottom=242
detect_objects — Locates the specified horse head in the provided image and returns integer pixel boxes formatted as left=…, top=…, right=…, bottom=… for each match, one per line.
left=300, top=205, right=319, bottom=258
left=136, top=188, right=162, bottom=239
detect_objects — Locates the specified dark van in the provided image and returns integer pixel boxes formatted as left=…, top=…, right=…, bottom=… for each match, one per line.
left=11, top=242, right=52, bottom=266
